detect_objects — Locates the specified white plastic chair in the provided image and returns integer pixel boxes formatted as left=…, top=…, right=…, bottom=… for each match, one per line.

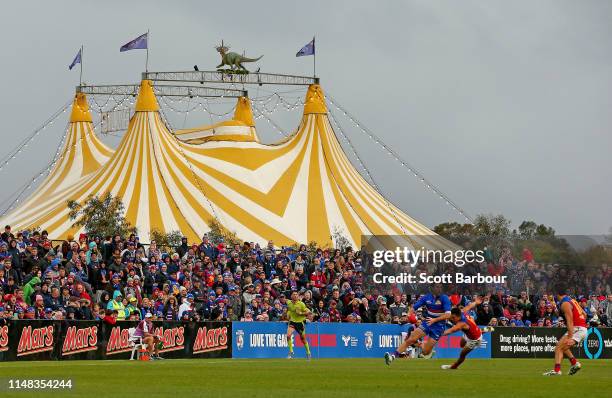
left=128, top=327, right=146, bottom=360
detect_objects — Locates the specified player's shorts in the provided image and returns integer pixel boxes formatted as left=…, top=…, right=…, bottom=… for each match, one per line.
left=463, top=337, right=482, bottom=350
left=419, top=321, right=446, bottom=341
left=564, top=326, right=587, bottom=344
left=288, top=321, right=305, bottom=335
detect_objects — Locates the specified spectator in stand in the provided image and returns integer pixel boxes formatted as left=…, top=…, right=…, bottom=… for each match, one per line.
left=163, top=295, right=178, bottom=320
left=602, top=294, right=612, bottom=327
left=178, top=294, right=195, bottom=318
left=107, top=290, right=126, bottom=320
left=241, top=309, right=254, bottom=322
left=103, top=309, right=117, bottom=325
left=376, top=297, right=391, bottom=323
left=476, top=300, right=494, bottom=326
left=328, top=300, right=342, bottom=322
left=389, top=294, right=407, bottom=319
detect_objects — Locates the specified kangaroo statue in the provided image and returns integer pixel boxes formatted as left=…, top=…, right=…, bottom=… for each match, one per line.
left=215, top=41, right=263, bottom=72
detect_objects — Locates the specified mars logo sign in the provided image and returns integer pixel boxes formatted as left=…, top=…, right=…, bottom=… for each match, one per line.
left=106, top=326, right=132, bottom=355
left=17, top=325, right=54, bottom=357
left=193, top=325, right=228, bottom=354
left=0, top=325, right=9, bottom=352
left=62, top=326, right=98, bottom=356
left=153, top=326, right=185, bottom=353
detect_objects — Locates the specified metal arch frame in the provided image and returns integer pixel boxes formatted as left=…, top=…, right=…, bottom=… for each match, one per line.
left=142, top=71, right=319, bottom=86
left=77, top=84, right=248, bottom=98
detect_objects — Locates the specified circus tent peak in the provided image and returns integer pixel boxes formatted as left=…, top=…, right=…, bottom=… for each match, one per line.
left=46, top=91, right=113, bottom=190
left=174, top=95, right=259, bottom=144
left=134, top=79, right=159, bottom=112
left=303, top=84, right=327, bottom=114
left=70, top=91, right=93, bottom=123
left=234, top=96, right=255, bottom=126
left=4, top=80, right=450, bottom=250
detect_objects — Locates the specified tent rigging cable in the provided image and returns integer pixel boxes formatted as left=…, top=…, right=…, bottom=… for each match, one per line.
left=0, top=100, right=73, bottom=172
left=160, top=96, right=235, bottom=118
left=0, top=121, right=70, bottom=215
left=327, top=109, right=407, bottom=235
left=251, top=104, right=288, bottom=137
left=0, top=95, right=132, bottom=216
left=326, top=93, right=473, bottom=224
left=182, top=96, right=191, bottom=129
left=205, top=98, right=214, bottom=126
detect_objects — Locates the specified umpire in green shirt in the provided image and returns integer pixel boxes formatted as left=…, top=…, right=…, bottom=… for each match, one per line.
left=286, top=290, right=312, bottom=359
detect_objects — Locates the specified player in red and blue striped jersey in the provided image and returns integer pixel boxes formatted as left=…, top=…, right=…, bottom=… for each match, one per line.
left=385, top=284, right=451, bottom=365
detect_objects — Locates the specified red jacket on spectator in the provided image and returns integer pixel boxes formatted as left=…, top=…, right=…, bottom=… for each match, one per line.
left=103, top=314, right=117, bottom=325
left=310, top=272, right=326, bottom=289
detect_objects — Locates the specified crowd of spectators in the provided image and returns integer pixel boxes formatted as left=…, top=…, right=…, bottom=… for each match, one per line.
left=0, top=225, right=610, bottom=328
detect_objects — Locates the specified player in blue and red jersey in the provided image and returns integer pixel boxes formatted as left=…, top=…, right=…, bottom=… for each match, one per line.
left=385, top=284, right=451, bottom=365
left=440, top=297, right=494, bottom=370
left=543, top=283, right=588, bottom=376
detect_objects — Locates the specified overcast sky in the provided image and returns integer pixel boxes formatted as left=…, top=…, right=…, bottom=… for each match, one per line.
left=0, top=0, right=610, bottom=234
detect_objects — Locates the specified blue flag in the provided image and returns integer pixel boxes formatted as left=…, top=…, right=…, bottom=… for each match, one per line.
left=296, top=38, right=315, bottom=57
left=120, top=33, right=148, bottom=52
left=68, top=48, right=81, bottom=70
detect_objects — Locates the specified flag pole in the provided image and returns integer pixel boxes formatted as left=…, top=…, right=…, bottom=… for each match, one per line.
left=79, top=45, right=83, bottom=86
left=313, top=36, right=316, bottom=78
left=145, top=29, right=150, bottom=72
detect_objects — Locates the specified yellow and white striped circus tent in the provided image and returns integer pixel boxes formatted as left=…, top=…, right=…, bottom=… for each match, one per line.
left=7, top=92, right=113, bottom=215
left=2, top=80, right=449, bottom=249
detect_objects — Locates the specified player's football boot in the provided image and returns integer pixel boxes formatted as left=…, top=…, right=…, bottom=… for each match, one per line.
left=306, top=352, right=312, bottom=360
left=441, top=365, right=454, bottom=370
left=384, top=352, right=395, bottom=365
left=483, top=326, right=495, bottom=333
left=418, top=349, right=435, bottom=359
left=542, top=370, right=562, bottom=376
left=568, top=362, right=581, bottom=375
left=287, top=352, right=294, bottom=359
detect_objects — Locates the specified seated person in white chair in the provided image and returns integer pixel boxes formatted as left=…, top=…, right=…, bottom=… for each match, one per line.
left=134, top=313, right=163, bottom=360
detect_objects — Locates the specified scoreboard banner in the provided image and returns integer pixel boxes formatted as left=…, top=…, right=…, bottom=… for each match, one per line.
left=0, top=320, right=231, bottom=361
left=491, top=326, right=612, bottom=359
left=232, top=321, right=491, bottom=359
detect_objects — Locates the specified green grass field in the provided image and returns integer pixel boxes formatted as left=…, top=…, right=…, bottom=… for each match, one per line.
left=0, top=358, right=610, bottom=398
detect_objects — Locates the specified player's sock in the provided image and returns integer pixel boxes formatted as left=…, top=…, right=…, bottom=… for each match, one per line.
left=393, top=350, right=401, bottom=357
left=303, top=336, right=311, bottom=356
left=569, top=357, right=577, bottom=366
left=554, top=364, right=561, bottom=373
left=288, top=336, right=293, bottom=353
